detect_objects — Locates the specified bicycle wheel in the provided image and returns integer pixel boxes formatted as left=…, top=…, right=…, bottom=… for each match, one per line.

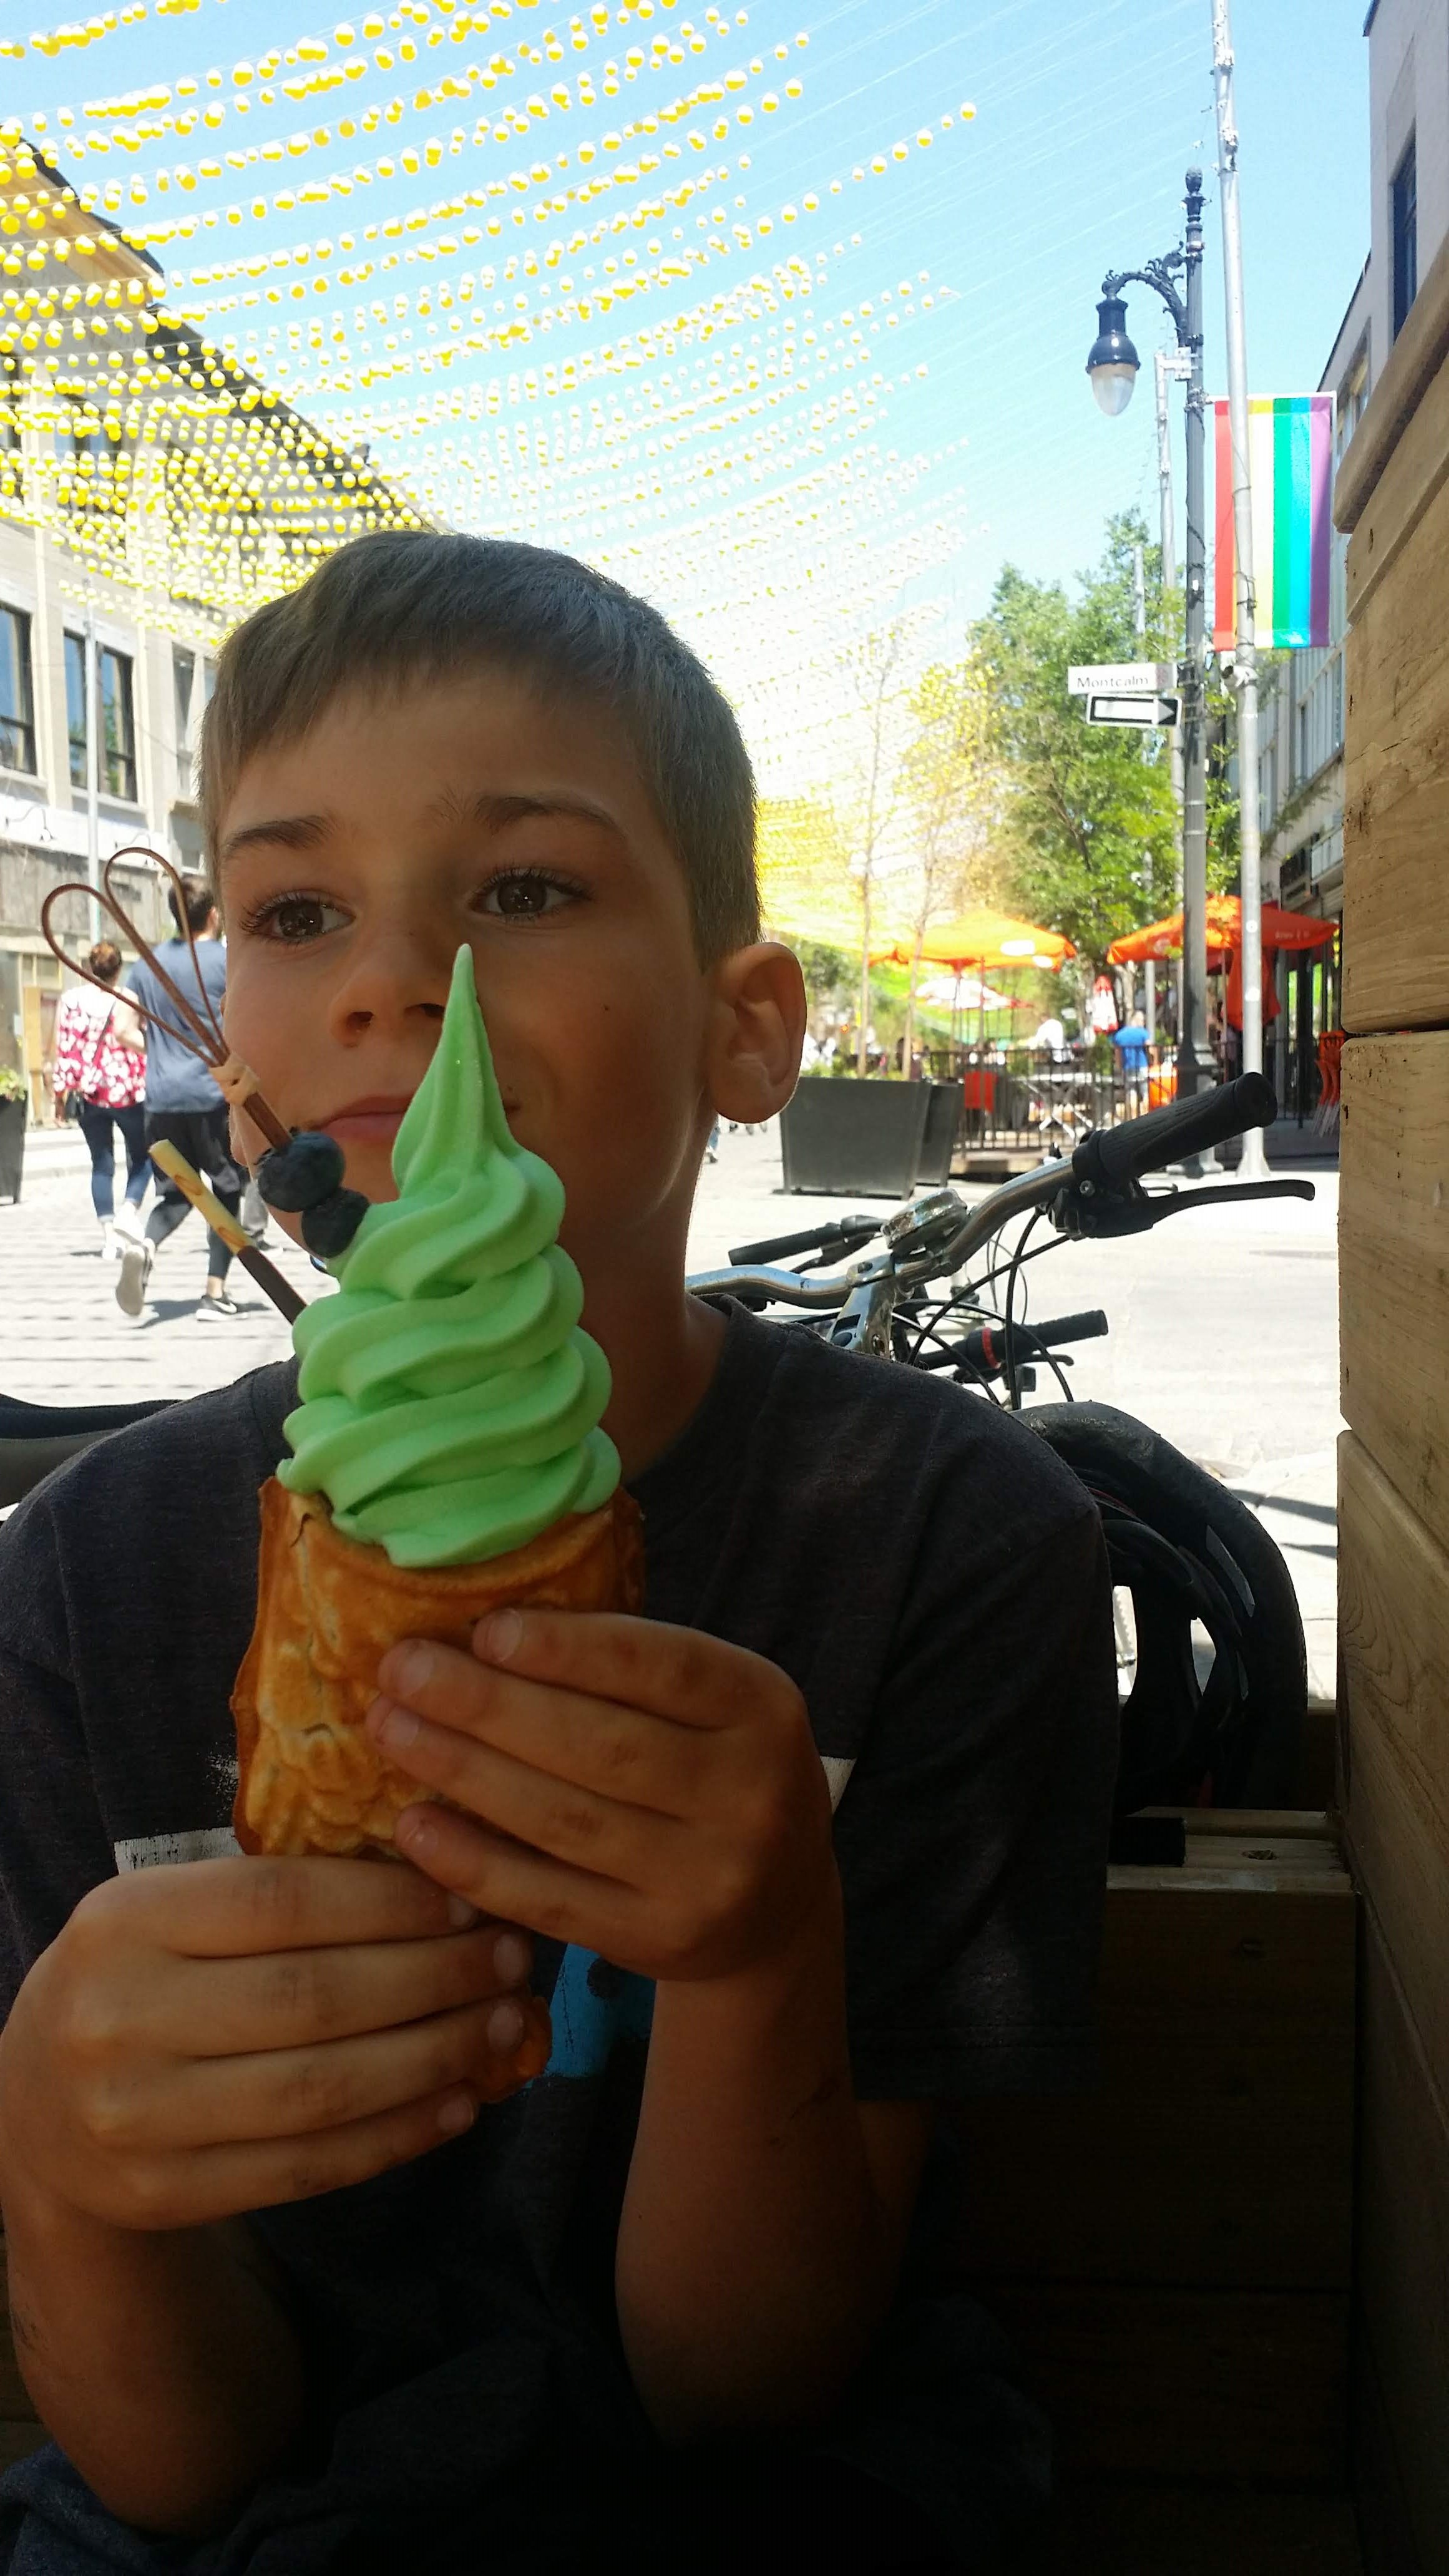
left=1022, top=1402, right=1307, bottom=1811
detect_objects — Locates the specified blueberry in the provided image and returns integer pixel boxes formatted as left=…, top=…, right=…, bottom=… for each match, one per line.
left=256, top=1131, right=346, bottom=1212
left=301, top=1188, right=370, bottom=1259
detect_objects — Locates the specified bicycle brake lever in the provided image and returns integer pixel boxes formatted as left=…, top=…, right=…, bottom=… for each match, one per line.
left=1055, top=1176, right=1317, bottom=1240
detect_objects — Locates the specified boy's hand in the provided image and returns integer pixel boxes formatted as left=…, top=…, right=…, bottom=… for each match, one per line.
left=0, top=1859, right=542, bottom=2233
left=367, top=1613, right=836, bottom=1983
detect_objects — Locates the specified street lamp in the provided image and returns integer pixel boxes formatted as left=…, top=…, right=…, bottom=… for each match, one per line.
left=1086, top=169, right=1212, bottom=1108
left=1086, top=296, right=1141, bottom=417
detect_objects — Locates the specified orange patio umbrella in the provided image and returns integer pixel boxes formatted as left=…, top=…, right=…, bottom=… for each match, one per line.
left=1108, top=897, right=1337, bottom=967
left=873, top=909, right=1077, bottom=974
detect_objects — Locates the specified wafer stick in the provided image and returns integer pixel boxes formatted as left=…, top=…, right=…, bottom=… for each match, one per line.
left=147, top=1141, right=307, bottom=1325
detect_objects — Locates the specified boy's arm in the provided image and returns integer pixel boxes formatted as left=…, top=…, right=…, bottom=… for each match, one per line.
left=617, top=1880, right=935, bottom=2440
left=365, top=1501, right=1115, bottom=2445
left=0, top=1858, right=541, bottom=2535
left=1, top=2195, right=305, bottom=2540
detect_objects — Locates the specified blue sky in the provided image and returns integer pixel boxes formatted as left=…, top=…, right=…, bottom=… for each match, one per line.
left=7, top=0, right=1370, bottom=776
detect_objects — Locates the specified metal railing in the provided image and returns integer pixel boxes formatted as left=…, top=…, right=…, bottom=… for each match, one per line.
left=918, top=1044, right=1194, bottom=1157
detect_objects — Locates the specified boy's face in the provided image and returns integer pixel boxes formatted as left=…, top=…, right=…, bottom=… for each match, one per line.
left=220, top=669, right=737, bottom=1281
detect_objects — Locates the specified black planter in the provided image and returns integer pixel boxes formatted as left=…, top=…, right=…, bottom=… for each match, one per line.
left=0, top=1097, right=24, bottom=1204
left=779, top=1078, right=930, bottom=1198
left=916, top=1081, right=964, bottom=1186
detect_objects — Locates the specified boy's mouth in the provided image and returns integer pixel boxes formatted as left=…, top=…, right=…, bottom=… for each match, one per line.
left=321, top=1095, right=414, bottom=1147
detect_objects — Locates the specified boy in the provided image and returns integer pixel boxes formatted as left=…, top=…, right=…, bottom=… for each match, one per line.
left=0, top=534, right=1117, bottom=2575
left=117, top=872, right=245, bottom=1322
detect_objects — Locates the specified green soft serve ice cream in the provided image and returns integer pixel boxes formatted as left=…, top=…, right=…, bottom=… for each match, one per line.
left=278, top=946, right=620, bottom=1568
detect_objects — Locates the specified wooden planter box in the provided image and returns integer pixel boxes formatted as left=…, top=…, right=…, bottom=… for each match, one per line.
left=947, top=1813, right=1356, bottom=2487
left=0, top=1098, right=24, bottom=1204
left=780, top=1078, right=960, bottom=1199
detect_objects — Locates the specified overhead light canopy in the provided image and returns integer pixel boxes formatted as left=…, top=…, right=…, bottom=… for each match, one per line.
left=1087, top=293, right=1141, bottom=417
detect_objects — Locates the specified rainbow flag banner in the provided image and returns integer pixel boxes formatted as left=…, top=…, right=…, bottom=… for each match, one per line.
left=1214, top=394, right=1335, bottom=652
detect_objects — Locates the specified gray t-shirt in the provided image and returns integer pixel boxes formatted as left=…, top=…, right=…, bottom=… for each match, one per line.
left=123, top=938, right=227, bottom=1113
left=0, top=1305, right=1116, bottom=2570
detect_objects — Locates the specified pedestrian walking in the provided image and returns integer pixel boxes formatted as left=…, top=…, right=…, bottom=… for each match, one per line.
left=1111, top=1007, right=1151, bottom=1116
left=49, top=942, right=148, bottom=1259
left=115, top=874, right=244, bottom=1324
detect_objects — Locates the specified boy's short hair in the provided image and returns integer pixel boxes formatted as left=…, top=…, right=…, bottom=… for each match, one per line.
left=200, top=530, right=761, bottom=963
left=167, top=872, right=217, bottom=937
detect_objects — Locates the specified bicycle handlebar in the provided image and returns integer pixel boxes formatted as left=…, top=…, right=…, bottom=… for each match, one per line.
left=727, top=1215, right=877, bottom=1266
left=1071, top=1072, right=1277, bottom=1193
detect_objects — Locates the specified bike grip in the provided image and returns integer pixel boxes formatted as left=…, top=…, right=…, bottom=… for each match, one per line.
left=1071, top=1073, right=1277, bottom=1193
left=727, top=1217, right=873, bottom=1264
left=1025, top=1309, right=1111, bottom=1349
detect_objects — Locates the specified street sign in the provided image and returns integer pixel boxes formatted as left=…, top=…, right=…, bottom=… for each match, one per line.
left=1086, top=691, right=1182, bottom=730
left=1068, top=661, right=1174, bottom=697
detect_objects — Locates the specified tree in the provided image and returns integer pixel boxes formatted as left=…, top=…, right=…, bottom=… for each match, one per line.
left=896, top=658, right=1002, bottom=1067
left=967, top=514, right=1183, bottom=968
left=827, top=618, right=915, bottom=1073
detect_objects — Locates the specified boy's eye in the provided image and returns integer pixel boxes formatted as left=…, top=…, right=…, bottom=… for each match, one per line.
left=250, top=894, right=350, bottom=944
left=476, top=869, right=580, bottom=921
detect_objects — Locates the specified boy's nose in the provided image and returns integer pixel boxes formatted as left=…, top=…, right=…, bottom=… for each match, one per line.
left=326, top=925, right=457, bottom=1040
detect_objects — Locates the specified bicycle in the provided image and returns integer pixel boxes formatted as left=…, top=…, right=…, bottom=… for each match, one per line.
left=2, top=1075, right=1312, bottom=1819
left=686, top=1072, right=1316, bottom=1820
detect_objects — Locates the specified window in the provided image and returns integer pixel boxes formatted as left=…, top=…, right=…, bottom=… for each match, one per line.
left=64, top=632, right=85, bottom=790
left=173, top=645, right=195, bottom=794
left=1337, top=348, right=1370, bottom=456
left=64, top=631, right=138, bottom=803
left=0, top=605, right=36, bottom=775
left=1393, top=137, right=1418, bottom=340
left=100, top=646, right=137, bottom=801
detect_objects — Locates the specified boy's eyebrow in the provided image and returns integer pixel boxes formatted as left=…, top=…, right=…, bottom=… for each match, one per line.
left=218, top=811, right=332, bottom=864
left=437, top=788, right=625, bottom=837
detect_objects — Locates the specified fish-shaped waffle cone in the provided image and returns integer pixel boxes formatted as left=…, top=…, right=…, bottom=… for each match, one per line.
left=232, top=1476, right=645, bottom=1865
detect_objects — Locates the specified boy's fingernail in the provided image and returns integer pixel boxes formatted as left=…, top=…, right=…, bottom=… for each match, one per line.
left=391, top=1642, right=436, bottom=1695
left=487, top=2000, right=525, bottom=2054
left=492, top=1930, right=531, bottom=1984
left=447, top=1895, right=482, bottom=1929
left=477, top=1609, right=524, bottom=1665
left=373, top=1704, right=419, bottom=1750
left=437, top=2091, right=477, bottom=2137
left=395, top=1807, right=436, bottom=1857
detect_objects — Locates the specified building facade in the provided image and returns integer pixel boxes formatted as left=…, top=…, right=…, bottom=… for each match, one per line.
left=1363, top=0, right=1449, bottom=368
left=0, top=135, right=422, bottom=1123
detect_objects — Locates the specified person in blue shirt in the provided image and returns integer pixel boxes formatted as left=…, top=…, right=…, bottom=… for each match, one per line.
left=117, top=874, right=243, bottom=1324
left=1111, top=1008, right=1151, bottom=1114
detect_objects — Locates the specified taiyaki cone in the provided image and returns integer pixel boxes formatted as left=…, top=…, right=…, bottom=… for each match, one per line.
left=232, top=1478, right=645, bottom=1861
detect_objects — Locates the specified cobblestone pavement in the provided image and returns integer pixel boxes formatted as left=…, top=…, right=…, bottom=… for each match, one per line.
left=4, top=1118, right=1340, bottom=1695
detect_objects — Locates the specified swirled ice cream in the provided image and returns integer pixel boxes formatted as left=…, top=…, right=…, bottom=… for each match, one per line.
left=277, top=945, right=620, bottom=1568
left=232, top=946, right=643, bottom=1867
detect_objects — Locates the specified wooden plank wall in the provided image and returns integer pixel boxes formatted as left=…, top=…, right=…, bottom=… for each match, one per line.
left=1337, top=230, right=1449, bottom=2576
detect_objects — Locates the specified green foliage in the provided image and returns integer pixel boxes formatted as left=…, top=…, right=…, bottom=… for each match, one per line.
left=967, top=512, right=1183, bottom=967
left=0, top=1065, right=25, bottom=1104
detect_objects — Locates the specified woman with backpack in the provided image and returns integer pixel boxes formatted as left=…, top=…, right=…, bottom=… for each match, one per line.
left=51, top=942, right=148, bottom=1260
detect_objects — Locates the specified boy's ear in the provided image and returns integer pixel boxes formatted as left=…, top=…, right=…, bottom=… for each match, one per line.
left=705, top=942, right=807, bottom=1126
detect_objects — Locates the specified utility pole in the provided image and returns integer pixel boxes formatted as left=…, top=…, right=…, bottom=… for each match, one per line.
left=83, top=603, right=100, bottom=944
left=1179, top=169, right=1211, bottom=1106
left=1088, top=169, right=1210, bottom=1105
left=1214, top=0, right=1268, bottom=1178
left=1156, top=346, right=1192, bottom=919
left=1132, top=540, right=1155, bottom=1040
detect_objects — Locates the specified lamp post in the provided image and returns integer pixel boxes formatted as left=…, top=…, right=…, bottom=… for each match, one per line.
left=1087, top=169, right=1212, bottom=1106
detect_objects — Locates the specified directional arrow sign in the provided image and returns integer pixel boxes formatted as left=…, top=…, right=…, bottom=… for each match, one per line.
left=1086, top=691, right=1181, bottom=730
left=1068, top=662, right=1174, bottom=697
